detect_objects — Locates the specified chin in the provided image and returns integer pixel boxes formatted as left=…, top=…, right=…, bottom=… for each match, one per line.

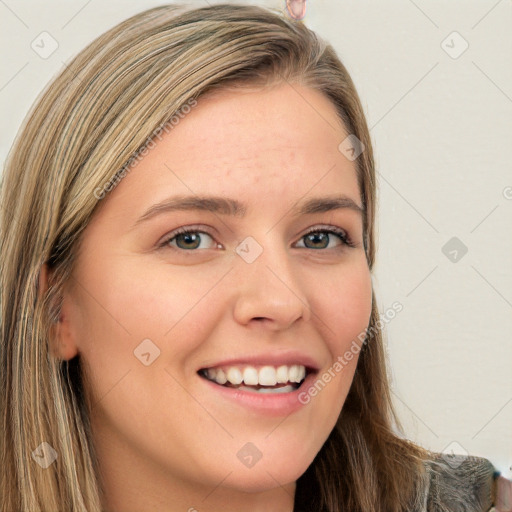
left=211, top=441, right=318, bottom=493
left=220, top=464, right=306, bottom=494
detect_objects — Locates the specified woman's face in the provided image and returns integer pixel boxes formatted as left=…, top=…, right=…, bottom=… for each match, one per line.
left=56, top=82, right=373, bottom=508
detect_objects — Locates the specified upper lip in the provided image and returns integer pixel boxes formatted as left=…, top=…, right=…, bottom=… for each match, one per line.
left=198, top=351, right=321, bottom=373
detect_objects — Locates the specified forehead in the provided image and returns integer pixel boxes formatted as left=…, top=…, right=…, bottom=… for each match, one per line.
left=96, top=82, right=362, bottom=222
left=172, top=82, right=350, bottom=168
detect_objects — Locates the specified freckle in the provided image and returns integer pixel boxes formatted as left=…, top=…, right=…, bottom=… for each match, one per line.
left=247, top=173, right=259, bottom=187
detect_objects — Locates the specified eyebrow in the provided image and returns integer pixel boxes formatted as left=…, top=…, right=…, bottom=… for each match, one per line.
left=133, top=194, right=364, bottom=227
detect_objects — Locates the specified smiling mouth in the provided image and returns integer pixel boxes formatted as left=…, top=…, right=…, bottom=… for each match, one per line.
left=199, top=364, right=310, bottom=394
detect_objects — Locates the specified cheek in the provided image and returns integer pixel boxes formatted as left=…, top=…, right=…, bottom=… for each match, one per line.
left=300, top=261, right=372, bottom=415
left=309, top=260, right=373, bottom=354
left=73, top=257, right=226, bottom=371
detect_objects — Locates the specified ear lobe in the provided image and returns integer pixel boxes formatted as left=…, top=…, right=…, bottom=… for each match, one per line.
left=38, top=262, right=79, bottom=361
left=52, top=312, right=80, bottom=361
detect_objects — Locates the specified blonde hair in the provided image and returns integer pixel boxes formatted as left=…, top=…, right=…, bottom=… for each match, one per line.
left=1, top=3, right=435, bottom=511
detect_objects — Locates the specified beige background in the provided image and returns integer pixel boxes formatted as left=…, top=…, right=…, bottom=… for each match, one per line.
left=1, top=0, right=510, bottom=479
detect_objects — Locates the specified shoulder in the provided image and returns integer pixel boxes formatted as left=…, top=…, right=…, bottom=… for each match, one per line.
left=422, top=452, right=501, bottom=512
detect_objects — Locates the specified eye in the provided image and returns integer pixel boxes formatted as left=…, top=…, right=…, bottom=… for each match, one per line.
left=159, top=227, right=219, bottom=251
left=158, top=225, right=356, bottom=252
left=295, top=226, right=355, bottom=250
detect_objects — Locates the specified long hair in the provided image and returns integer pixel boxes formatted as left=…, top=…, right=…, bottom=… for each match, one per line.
left=1, top=4, right=435, bottom=511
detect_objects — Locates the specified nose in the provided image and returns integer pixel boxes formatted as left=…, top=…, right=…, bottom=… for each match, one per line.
left=232, top=238, right=311, bottom=330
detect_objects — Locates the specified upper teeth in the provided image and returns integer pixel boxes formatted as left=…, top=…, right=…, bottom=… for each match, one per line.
left=204, top=365, right=306, bottom=386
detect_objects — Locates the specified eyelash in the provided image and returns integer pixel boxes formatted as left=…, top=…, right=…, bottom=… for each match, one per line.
left=158, top=224, right=356, bottom=251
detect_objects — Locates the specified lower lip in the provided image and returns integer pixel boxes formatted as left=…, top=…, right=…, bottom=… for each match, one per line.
left=199, top=372, right=317, bottom=416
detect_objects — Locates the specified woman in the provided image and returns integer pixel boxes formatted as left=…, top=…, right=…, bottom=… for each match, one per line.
left=0, top=3, right=506, bottom=511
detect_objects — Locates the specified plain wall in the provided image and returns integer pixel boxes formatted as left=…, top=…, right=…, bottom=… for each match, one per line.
left=1, top=0, right=510, bottom=479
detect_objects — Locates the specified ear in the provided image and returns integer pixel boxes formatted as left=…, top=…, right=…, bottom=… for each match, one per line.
left=38, top=262, right=79, bottom=361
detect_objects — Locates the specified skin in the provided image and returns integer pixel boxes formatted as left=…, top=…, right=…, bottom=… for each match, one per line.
left=42, top=82, right=373, bottom=512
